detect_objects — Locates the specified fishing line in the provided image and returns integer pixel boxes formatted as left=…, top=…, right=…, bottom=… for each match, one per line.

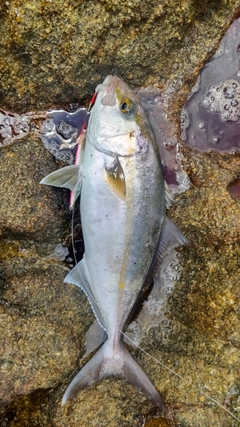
left=120, top=329, right=240, bottom=423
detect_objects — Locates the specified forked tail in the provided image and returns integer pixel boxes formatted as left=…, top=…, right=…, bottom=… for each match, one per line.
left=62, top=338, right=163, bottom=408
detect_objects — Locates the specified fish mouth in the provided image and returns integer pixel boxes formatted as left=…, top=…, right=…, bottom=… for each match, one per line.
left=96, top=75, right=119, bottom=106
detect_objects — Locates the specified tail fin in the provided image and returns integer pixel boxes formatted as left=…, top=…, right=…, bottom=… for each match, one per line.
left=62, top=339, right=163, bottom=408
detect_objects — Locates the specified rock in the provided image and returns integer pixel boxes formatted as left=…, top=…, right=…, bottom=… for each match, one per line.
left=0, top=248, right=93, bottom=404
left=0, top=0, right=239, bottom=114
left=0, top=137, right=67, bottom=240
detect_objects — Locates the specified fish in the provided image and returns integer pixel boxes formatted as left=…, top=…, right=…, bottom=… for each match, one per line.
left=40, top=75, right=186, bottom=408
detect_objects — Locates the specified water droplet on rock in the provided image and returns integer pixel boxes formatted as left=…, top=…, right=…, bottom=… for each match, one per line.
left=223, top=86, right=235, bottom=99
left=212, top=136, right=220, bottom=144
left=231, top=99, right=238, bottom=107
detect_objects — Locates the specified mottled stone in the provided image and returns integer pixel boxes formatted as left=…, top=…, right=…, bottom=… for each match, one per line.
left=0, top=137, right=69, bottom=241
left=0, top=257, right=93, bottom=407
left=0, top=0, right=239, bottom=114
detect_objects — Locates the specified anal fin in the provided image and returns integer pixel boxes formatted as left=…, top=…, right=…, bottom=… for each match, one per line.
left=64, top=259, right=106, bottom=331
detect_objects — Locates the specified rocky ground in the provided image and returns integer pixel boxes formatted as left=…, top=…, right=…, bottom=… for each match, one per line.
left=0, top=1, right=240, bottom=426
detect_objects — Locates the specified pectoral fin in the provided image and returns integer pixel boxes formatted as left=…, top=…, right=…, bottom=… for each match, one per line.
left=40, top=165, right=82, bottom=206
left=104, top=157, right=126, bottom=199
left=40, top=164, right=81, bottom=189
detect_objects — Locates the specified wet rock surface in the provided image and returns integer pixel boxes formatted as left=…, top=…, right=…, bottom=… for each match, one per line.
left=181, top=18, right=240, bottom=153
left=0, top=1, right=240, bottom=427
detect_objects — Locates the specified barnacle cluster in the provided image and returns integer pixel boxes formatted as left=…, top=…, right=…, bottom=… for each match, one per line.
left=0, top=108, right=29, bottom=146
left=39, top=108, right=89, bottom=164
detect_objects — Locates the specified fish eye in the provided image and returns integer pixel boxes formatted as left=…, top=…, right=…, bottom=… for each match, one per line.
left=119, top=98, right=136, bottom=119
left=120, top=99, right=131, bottom=114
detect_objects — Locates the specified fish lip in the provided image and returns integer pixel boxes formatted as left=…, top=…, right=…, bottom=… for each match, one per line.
left=96, top=75, right=118, bottom=106
left=96, top=75, right=115, bottom=92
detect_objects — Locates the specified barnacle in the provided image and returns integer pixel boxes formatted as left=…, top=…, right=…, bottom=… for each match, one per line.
left=0, top=108, right=29, bottom=146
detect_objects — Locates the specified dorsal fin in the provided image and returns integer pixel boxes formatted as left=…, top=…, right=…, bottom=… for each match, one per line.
left=126, top=216, right=187, bottom=326
left=145, top=217, right=187, bottom=286
left=164, top=181, right=173, bottom=208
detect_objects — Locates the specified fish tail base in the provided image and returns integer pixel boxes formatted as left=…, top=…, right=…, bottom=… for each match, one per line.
left=62, top=339, right=164, bottom=409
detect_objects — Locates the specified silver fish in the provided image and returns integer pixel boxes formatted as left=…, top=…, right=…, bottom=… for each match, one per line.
left=41, top=75, right=186, bottom=407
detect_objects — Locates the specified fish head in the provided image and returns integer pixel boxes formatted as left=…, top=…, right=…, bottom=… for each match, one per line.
left=89, top=75, right=154, bottom=157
